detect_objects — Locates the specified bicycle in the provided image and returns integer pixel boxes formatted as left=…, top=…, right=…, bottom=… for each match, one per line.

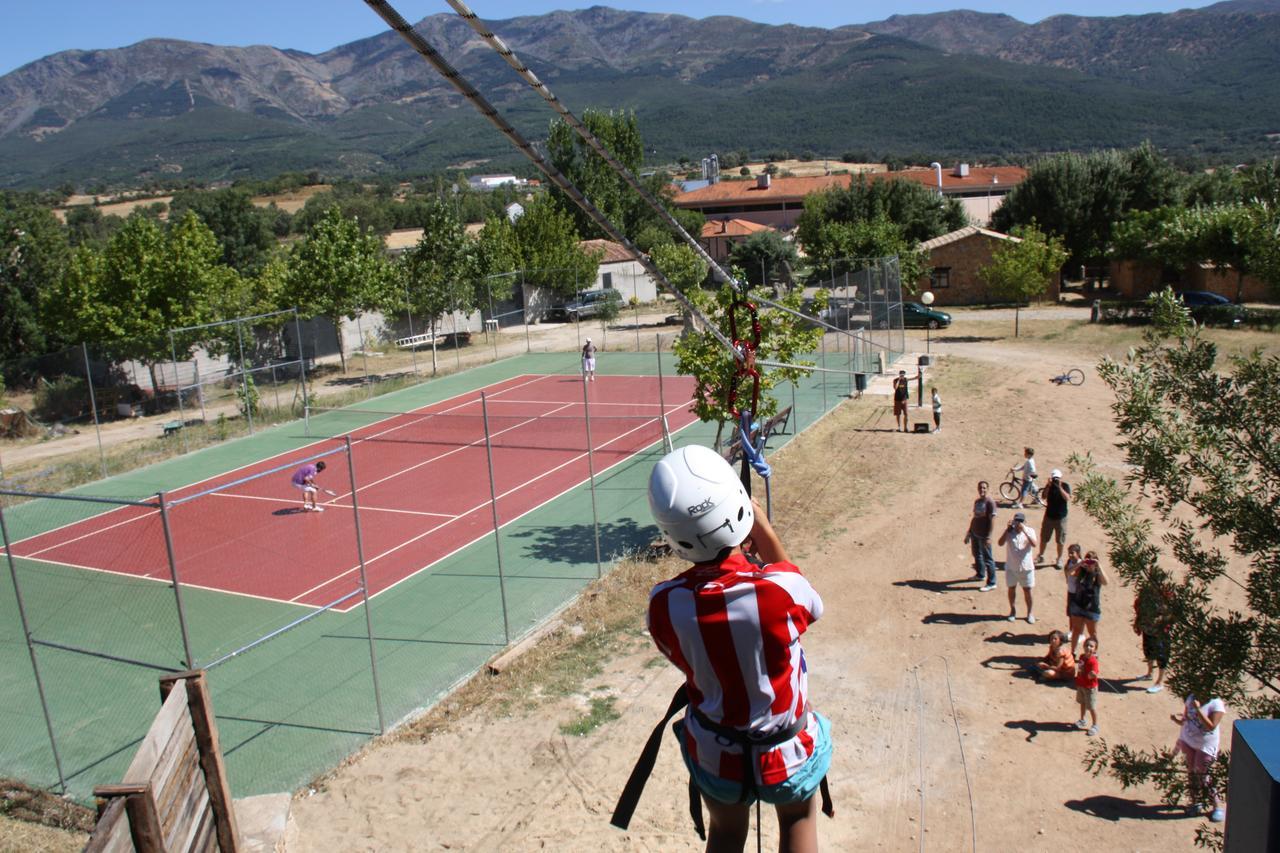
left=999, top=470, right=1046, bottom=506
left=1050, top=368, right=1085, bottom=386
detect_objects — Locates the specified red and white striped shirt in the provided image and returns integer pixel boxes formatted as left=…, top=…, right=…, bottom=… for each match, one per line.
left=648, top=553, right=824, bottom=787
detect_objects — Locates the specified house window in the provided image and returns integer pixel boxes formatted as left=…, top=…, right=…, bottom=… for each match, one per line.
left=602, top=272, right=613, bottom=289
left=930, top=267, right=951, bottom=289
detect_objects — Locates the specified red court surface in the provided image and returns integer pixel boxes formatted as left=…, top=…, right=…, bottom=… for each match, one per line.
left=7, top=374, right=697, bottom=609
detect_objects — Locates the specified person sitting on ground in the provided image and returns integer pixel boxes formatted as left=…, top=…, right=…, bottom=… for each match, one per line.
left=1034, top=630, right=1077, bottom=682
left=646, top=445, right=832, bottom=852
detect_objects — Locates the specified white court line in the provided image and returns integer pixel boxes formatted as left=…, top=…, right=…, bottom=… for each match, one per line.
left=1, top=375, right=552, bottom=555
left=209, top=491, right=459, bottom=519
left=288, top=400, right=689, bottom=605
left=1, top=374, right=550, bottom=552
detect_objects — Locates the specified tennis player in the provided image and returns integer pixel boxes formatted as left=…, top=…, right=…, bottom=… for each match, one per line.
left=290, top=460, right=328, bottom=512
left=582, top=338, right=597, bottom=382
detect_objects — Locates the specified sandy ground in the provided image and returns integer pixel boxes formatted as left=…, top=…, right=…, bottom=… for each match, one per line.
left=281, top=311, right=1246, bottom=852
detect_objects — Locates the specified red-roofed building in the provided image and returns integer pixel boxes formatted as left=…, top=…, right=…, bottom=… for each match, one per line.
left=673, top=164, right=1026, bottom=230
left=916, top=225, right=1060, bottom=305
left=699, top=218, right=777, bottom=263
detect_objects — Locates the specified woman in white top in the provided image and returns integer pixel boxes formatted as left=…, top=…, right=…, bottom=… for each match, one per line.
left=1172, top=694, right=1227, bottom=823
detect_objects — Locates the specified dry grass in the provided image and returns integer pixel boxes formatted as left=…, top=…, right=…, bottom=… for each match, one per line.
left=0, top=779, right=93, bottom=851
left=250, top=185, right=332, bottom=214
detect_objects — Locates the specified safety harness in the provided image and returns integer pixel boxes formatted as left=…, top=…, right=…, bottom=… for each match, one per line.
left=610, top=685, right=834, bottom=838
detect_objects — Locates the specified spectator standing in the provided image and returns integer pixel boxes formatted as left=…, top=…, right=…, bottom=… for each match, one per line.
left=997, top=510, right=1039, bottom=623
left=1074, top=637, right=1101, bottom=736
left=1062, top=544, right=1083, bottom=651
left=1134, top=580, right=1175, bottom=694
left=1173, top=694, right=1227, bottom=823
left=930, top=387, right=942, bottom=433
left=892, top=370, right=910, bottom=432
left=1037, top=469, right=1071, bottom=568
left=1068, top=552, right=1109, bottom=653
left=964, top=481, right=998, bottom=591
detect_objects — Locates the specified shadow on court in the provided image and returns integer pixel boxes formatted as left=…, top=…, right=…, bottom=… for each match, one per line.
left=1064, top=795, right=1186, bottom=822
left=984, top=630, right=1045, bottom=646
left=508, top=518, right=655, bottom=566
left=982, top=653, right=1038, bottom=674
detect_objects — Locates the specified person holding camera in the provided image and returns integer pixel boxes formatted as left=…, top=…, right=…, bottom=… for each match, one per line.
left=1036, top=469, right=1071, bottom=569
left=1068, top=550, right=1109, bottom=654
left=997, top=510, right=1039, bottom=623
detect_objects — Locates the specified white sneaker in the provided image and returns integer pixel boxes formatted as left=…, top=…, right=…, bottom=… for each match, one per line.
left=314, top=506, right=325, bottom=513
left=979, top=584, right=997, bottom=592
left=1026, top=614, right=1036, bottom=624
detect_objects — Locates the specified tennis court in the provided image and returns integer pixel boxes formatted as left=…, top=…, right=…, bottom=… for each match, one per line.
left=1, top=347, right=855, bottom=802
left=5, top=373, right=695, bottom=609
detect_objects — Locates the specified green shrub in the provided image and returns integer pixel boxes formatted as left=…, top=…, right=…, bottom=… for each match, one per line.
left=34, top=376, right=89, bottom=421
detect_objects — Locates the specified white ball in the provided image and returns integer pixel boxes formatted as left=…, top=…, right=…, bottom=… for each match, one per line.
left=921, top=291, right=935, bottom=305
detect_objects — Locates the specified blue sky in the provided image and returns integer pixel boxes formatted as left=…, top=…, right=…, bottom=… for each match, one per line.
left=3, top=0, right=1218, bottom=76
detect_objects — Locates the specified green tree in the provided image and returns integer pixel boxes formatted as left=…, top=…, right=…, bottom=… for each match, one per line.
left=796, top=173, right=965, bottom=267
left=63, top=205, right=123, bottom=248
left=510, top=198, right=600, bottom=297
left=41, top=211, right=236, bottom=386
left=992, top=145, right=1183, bottom=270
left=396, top=200, right=477, bottom=366
left=804, top=214, right=929, bottom=291
left=548, top=109, right=644, bottom=239
left=1, top=194, right=69, bottom=363
left=168, top=187, right=278, bottom=275
left=650, top=243, right=708, bottom=294
left=1113, top=203, right=1280, bottom=302
left=729, top=231, right=799, bottom=287
left=674, top=281, right=825, bottom=447
left=977, top=223, right=1067, bottom=335
left=1073, top=289, right=1280, bottom=850
left=282, top=207, right=393, bottom=372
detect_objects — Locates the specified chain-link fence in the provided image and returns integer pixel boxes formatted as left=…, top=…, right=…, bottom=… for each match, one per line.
left=810, top=256, right=906, bottom=363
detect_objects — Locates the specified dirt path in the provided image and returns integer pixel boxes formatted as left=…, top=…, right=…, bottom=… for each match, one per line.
left=285, top=313, right=1234, bottom=851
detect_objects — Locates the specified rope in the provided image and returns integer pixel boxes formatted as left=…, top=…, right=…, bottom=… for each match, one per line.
left=442, top=0, right=732, bottom=284
left=912, top=655, right=978, bottom=853
left=360, top=0, right=740, bottom=360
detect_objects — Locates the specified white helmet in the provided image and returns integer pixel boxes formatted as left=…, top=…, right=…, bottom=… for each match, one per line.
left=648, top=445, right=753, bottom=563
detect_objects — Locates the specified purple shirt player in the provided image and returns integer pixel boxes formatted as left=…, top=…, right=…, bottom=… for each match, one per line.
left=291, top=460, right=327, bottom=512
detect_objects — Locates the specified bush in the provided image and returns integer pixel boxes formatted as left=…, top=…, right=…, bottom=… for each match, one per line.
left=34, top=376, right=89, bottom=421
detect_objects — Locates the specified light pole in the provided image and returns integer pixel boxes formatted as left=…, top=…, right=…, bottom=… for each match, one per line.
left=921, top=290, right=935, bottom=354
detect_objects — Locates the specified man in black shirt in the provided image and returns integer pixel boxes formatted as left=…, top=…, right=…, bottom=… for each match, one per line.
left=1038, top=469, right=1071, bottom=569
left=964, top=480, right=998, bottom=590
left=892, top=370, right=910, bottom=432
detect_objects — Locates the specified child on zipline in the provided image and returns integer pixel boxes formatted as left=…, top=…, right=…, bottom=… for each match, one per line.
left=645, top=444, right=832, bottom=852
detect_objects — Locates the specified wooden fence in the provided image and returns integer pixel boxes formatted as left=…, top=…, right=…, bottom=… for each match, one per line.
left=83, top=670, right=239, bottom=852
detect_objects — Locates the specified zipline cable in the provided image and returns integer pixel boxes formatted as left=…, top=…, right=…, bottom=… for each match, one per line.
left=360, top=0, right=741, bottom=360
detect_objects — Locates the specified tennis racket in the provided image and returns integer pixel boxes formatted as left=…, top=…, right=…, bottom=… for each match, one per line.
left=323, top=488, right=338, bottom=497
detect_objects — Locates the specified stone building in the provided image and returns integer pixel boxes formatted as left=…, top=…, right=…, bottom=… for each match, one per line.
left=916, top=226, right=1061, bottom=305
left=1109, top=259, right=1274, bottom=303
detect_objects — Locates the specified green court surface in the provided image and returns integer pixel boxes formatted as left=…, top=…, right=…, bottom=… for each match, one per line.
left=0, top=343, right=865, bottom=802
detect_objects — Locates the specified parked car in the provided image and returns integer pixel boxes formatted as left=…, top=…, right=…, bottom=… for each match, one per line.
left=545, top=288, right=623, bottom=322
left=1174, top=291, right=1244, bottom=325
left=902, top=301, right=952, bottom=329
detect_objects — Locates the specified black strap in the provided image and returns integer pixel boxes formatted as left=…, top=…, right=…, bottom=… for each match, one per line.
left=610, top=685, right=689, bottom=831
left=820, top=776, right=835, bottom=818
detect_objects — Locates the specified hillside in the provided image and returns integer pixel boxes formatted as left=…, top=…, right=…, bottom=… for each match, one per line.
left=1, top=5, right=1277, bottom=189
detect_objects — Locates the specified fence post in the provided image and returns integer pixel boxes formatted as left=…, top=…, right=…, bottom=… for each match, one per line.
left=820, top=332, right=828, bottom=414
left=405, top=290, right=420, bottom=377
left=355, top=313, right=372, bottom=399
left=235, top=319, right=254, bottom=435
left=479, top=393, right=512, bottom=644
left=0, top=501, right=68, bottom=794
left=295, top=311, right=311, bottom=426
left=343, top=437, right=386, bottom=734
left=656, top=334, right=672, bottom=453
left=82, top=343, right=108, bottom=480
left=451, top=309, right=461, bottom=371
left=581, top=379, right=603, bottom=579
left=157, top=492, right=195, bottom=670
left=169, top=332, right=189, bottom=453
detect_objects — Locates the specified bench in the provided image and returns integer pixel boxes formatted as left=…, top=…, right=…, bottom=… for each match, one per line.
left=162, top=420, right=183, bottom=437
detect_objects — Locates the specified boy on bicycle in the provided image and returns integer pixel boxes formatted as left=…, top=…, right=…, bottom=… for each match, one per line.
left=1012, top=446, right=1037, bottom=508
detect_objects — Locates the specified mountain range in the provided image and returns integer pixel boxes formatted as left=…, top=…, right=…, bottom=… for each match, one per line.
left=1, top=1, right=1278, bottom=189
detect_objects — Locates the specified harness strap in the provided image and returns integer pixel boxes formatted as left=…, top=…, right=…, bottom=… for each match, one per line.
left=610, top=684, right=689, bottom=832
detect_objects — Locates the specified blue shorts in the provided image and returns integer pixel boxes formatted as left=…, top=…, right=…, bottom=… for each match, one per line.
left=676, top=711, right=833, bottom=806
